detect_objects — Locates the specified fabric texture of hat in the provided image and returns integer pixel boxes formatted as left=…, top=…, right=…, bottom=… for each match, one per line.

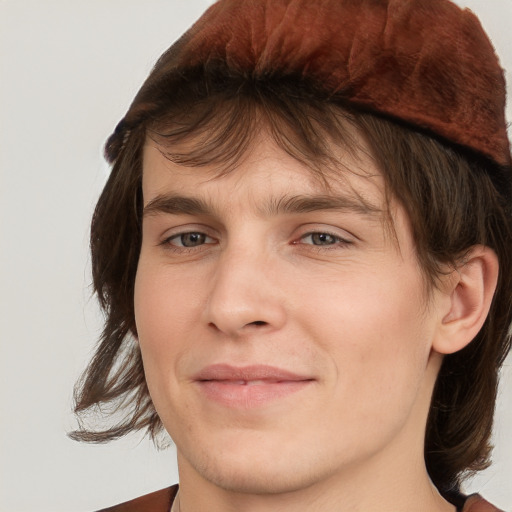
left=157, top=0, right=510, bottom=168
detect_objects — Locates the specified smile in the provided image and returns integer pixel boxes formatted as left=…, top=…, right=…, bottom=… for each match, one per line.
left=194, top=364, right=315, bottom=408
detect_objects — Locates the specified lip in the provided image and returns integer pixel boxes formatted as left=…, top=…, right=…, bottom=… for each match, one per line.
left=193, top=364, right=314, bottom=408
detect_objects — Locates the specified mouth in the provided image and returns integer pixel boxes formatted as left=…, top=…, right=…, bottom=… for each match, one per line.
left=193, top=364, right=315, bottom=408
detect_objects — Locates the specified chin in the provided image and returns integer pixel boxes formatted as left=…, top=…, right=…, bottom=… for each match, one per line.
left=178, top=431, right=347, bottom=497
left=197, top=457, right=322, bottom=496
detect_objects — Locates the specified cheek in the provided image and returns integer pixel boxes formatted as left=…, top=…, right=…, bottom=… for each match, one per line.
left=135, top=255, right=204, bottom=330
left=134, top=262, right=200, bottom=387
left=299, top=266, right=432, bottom=411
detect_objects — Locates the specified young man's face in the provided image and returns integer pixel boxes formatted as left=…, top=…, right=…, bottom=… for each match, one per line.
left=135, top=125, right=449, bottom=496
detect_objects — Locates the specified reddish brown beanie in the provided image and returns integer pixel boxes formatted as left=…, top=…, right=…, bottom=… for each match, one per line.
left=113, top=0, right=511, bottom=169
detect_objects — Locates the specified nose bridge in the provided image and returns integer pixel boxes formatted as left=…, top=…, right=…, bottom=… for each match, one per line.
left=204, top=239, right=286, bottom=336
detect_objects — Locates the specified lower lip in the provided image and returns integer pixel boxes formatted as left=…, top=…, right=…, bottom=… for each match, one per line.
left=196, top=380, right=313, bottom=408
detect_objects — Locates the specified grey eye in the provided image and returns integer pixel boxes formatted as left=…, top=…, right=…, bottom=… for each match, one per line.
left=307, top=233, right=338, bottom=245
left=177, top=232, right=207, bottom=247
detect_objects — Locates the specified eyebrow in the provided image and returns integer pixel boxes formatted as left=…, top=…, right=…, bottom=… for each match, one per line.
left=143, top=193, right=382, bottom=218
left=144, top=195, right=214, bottom=217
left=263, top=194, right=382, bottom=216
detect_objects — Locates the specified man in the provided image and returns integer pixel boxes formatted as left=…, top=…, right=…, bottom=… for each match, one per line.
left=71, top=0, right=511, bottom=510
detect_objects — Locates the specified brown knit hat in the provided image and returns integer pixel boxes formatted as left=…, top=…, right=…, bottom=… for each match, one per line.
left=112, top=0, right=511, bottom=169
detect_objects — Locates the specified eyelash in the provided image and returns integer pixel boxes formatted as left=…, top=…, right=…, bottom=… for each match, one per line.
left=295, top=231, right=353, bottom=250
left=160, top=232, right=216, bottom=252
left=160, top=230, right=353, bottom=253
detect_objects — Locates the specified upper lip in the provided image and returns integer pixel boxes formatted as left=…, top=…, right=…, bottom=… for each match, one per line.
left=194, top=364, right=313, bottom=382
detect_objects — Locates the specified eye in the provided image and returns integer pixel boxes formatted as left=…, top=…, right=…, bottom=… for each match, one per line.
left=166, top=232, right=214, bottom=248
left=300, top=232, right=350, bottom=246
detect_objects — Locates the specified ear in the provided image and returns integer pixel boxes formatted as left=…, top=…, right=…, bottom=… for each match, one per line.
left=433, top=245, right=499, bottom=355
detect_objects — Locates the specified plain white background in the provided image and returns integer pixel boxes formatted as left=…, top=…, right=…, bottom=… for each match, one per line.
left=1, top=1, right=511, bottom=511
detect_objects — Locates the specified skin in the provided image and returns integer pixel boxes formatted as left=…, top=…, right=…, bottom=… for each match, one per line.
left=134, top=128, right=493, bottom=512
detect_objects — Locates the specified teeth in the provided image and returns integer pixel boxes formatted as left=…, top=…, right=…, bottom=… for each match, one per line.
left=245, top=380, right=266, bottom=386
left=229, top=380, right=270, bottom=386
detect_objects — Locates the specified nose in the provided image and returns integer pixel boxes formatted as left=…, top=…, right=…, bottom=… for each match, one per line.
left=203, top=246, right=287, bottom=337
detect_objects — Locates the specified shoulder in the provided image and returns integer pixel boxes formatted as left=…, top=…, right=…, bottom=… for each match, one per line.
left=462, top=494, right=505, bottom=512
left=95, top=484, right=178, bottom=512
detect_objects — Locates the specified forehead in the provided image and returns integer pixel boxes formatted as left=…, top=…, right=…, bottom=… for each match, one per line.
left=141, top=127, right=387, bottom=216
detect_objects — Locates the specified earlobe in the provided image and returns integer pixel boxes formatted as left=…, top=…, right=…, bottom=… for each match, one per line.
left=433, top=245, right=499, bottom=355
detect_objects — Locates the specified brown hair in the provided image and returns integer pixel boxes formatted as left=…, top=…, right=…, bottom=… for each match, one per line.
left=71, top=0, right=512, bottom=498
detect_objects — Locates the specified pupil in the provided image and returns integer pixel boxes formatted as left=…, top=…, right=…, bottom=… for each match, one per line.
left=182, top=233, right=205, bottom=247
left=313, top=233, right=335, bottom=245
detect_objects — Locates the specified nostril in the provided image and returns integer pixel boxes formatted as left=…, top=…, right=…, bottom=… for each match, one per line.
left=250, top=321, right=267, bottom=326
